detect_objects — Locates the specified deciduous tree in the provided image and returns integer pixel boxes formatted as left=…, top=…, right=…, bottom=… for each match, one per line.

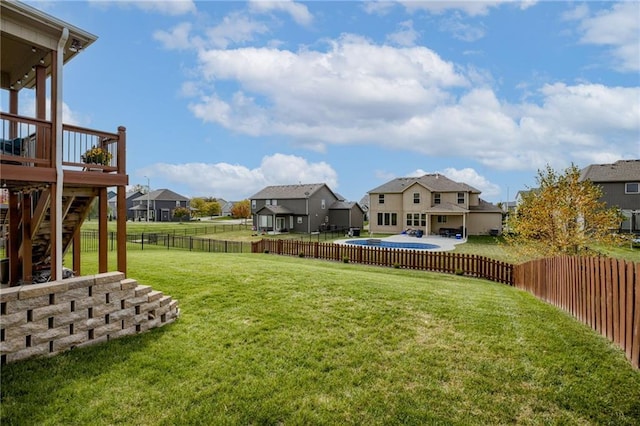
left=505, top=164, right=623, bottom=258
left=190, top=197, right=206, bottom=218
left=231, top=200, right=251, bottom=219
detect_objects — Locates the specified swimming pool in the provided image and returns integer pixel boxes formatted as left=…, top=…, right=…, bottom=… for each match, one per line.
left=346, top=239, right=440, bottom=250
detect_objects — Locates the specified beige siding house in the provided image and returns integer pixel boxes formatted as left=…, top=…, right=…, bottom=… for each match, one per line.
left=368, top=174, right=502, bottom=236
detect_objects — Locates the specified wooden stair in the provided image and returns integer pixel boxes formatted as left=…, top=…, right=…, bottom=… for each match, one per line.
left=25, top=188, right=97, bottom=269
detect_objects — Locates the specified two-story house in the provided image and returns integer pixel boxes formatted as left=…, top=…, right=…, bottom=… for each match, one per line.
left=250, top=183, right=364, bottom=233
left=580, top=159, right=640, bottom=233
left=130, top=188, right=190, bottom=222
left=368, top=174, right=502, bottom=237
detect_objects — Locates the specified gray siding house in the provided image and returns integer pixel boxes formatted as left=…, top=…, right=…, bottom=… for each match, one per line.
left=250, top=183, right=364, bottom=233
left=580, top=159, right=640, bottom=232
left=130, top=188, right=190, bottom=222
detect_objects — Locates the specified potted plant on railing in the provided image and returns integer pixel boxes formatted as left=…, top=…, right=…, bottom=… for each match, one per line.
left=81, top=146, right=112, bottom=170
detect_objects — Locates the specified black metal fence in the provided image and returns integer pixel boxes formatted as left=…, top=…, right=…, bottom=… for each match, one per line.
left=80, top=231, right=247, bottom=253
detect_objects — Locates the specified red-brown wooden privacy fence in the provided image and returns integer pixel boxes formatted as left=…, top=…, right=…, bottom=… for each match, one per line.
left=252, top=239, right=639, bottom=368
left=514, top=256, right=639, bottom=369
left=251, top=239, right=513, bottom=284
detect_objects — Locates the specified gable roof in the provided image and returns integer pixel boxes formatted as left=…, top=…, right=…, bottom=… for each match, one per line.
left=256, top=205, right=293, bottom=215
left=469, top=198, right=503, bottom=213
left=579, top=160, right=640, bottom=183
left=250, top=183, right=337, bottom=200
left=368, top=174, right=480, bottom=194
left=329, top=200, right=363, bottom=212
left=132, top=188, right=188, bottom=202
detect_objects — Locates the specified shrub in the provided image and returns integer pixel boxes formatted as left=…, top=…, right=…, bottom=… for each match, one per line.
left=298, top=252, right=305, bottom=258
left=393, top=262, right=401, bottom=269
left=342, top=256, right=349, bottom=263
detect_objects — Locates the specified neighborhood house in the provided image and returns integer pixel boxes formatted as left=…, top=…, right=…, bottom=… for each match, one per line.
left=130, top=188, right=190, bottom=222
left=579, top=159, right=640, bottom=233
left=368, top=174, right=503, bottom=237
left=250, top=183, right=365, bottom=233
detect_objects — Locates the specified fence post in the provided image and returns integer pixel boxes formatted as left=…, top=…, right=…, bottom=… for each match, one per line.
left=141, top=233, right=144, bottom=251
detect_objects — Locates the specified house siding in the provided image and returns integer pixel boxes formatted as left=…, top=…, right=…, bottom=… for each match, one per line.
left=370, top=192, right=404, bottom=234
left=466, top=213, right=502, bottom=235
left=597, top=182, right=640, bottom=211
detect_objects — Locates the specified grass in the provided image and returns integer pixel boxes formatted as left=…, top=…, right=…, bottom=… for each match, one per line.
left=2, top=251, right=639, bottom=425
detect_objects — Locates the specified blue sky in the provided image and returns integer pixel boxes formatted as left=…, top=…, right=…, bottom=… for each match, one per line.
left=13, top=1, right=640, bottom=203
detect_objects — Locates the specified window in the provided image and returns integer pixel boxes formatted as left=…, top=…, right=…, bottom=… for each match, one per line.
left=378, top=194, right=385, bottom=204
left=406, top=213, right=420, bottom=227
left=377, top=212, right=397, bottom=226
left=626, top=183, right=639, bottom=194
left=437, top=215, right=447, bottom=223
left=421, top=214, right=426, bottom=227
left=297, top=217, right=303, bottom=224
left=272, top=199, right=277, bottom=206
left=457, top=192, right=465, bottom=204
left=321, top=199, right=326, bottom=209
left=266, top=199, right=271, bottom=206
left=413, top=193, right=420, bottom=204
left=434, top=193, right=441, bottom=204
left=251, top=200, right=256, bottom=209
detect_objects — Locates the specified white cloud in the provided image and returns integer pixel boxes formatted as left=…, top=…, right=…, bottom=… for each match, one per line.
left=573, top=2, right=640, bottom=72
left=206, top=12, right=270, bottom=49
left=439, top=167, right=501, bottom=198
left=399, top=0, right=505, bottom=17
left=249, top=0, right=313, bottom=26
left=362, top=1, right=397, bottom=16
left=142, top=153, right=338, bottom=199
left=90, top=0, right=196, bottom=16
left=439, top=14, right=486, bottom=42
left=183, top=35, right=638, bottom=176
left=153, top=22, right=195, bottom=50
left=386, top=20, right=420, bottom=47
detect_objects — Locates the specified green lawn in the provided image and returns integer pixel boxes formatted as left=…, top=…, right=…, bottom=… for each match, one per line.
left=2, top=251, right=639, bottom=425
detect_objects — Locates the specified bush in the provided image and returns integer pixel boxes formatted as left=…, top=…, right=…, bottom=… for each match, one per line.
left=342, top=256, right=349, bottom=263
left=263, top=249, right=269, bottom=254
left=393, top=262, right=400, bottom=269
left=298, top=252, right=305, bottom=258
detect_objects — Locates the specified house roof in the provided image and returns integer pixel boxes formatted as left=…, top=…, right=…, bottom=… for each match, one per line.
left=469, top=198, right=503, bottom=213
left=368, top=174, right=480, bottom=194
left=250, top=183, right=337, bottom=200
left=131, top=188, right=188, bottom=203
left=579, top=159, right=640, bottom=183
left=427, top=203, right=469, bottom=214
left=256, top=205, right=293, bottom=215
left=329, top=201, right=363, bottom=211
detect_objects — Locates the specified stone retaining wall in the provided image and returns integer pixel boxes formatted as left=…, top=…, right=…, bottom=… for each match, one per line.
left=0, top=272, right=179, bottom=364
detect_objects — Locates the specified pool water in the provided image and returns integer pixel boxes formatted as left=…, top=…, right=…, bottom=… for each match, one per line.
left=346, top=240, right=440, bottom=250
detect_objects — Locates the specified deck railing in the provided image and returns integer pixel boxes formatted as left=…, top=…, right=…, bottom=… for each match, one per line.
left=0, top=112, right=51, bottom=166
left=0, top=112, right=124, bottom=173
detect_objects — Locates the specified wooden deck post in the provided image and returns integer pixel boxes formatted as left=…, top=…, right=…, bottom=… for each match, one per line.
left=73, top=228, right=81, bottom=277
left=21, top=194, right=32, bottom=284
left=117, top=185, right=127, bottom=276
left=98, top=187, right=108, bottom=273
left=49, top=184, right=58, bottom=280
left=8, top=191, right=20, bottom=286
